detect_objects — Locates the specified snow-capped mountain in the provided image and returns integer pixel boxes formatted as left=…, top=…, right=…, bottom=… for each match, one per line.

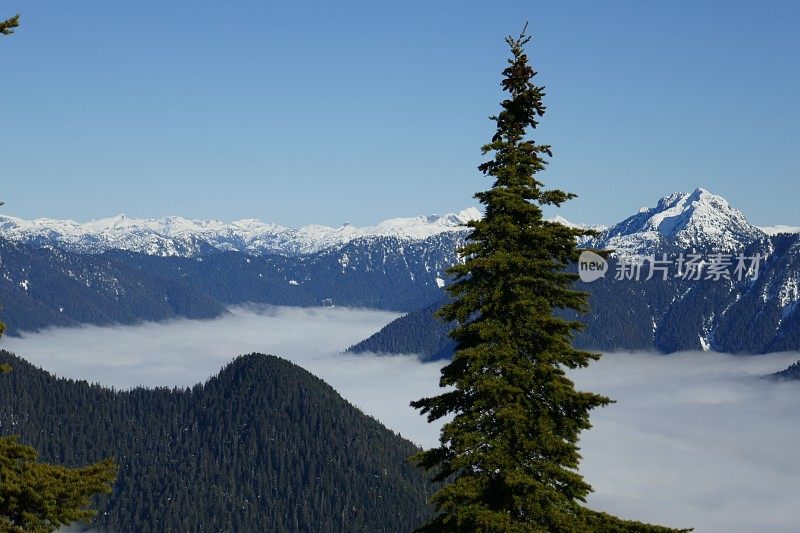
left=0, top=206, right=610, bottom=259
left=0, top=208, right=483, bottom=257
left=595, top=188, right=765, bottom=254
left=349, top=188, right=800, bottom=357
left=3, top=187, right=799, bottom=351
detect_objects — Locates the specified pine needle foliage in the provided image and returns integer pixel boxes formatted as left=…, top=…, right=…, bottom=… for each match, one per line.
left=411, top=26, right=689, bottom=532
left=0, top=14, right=19, bottom=36
left=0, top=437, right=117, bottom=533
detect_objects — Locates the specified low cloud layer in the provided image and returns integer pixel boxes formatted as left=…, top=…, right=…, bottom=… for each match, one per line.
left=4, top=308, right=800, bottom=532
left=573, top=351, right=800, bottom=532
left=1, top=306, right=446, bottom=453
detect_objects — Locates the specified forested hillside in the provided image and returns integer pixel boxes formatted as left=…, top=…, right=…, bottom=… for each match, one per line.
left=0, top=238, right=225, bottom=335
left=0, top=233, right=455, bottom=334
left=105, top=232, right=457, bottom=312
left=347, top=300, right=456, bottom=362
left=0, top=350, right=432, bottom=531
left=349, top=240, right=800, bottom=358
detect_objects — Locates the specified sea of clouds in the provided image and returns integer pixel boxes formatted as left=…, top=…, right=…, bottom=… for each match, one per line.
left=3, top=305, right=800, bottom=532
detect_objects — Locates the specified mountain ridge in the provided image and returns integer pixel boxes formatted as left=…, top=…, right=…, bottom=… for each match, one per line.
left=0, top=208, right=483, bottom=257
left=3, top=188, right=796, bottom=259
left=3, top=188, right=799, bottom=353
left=0, top=349, right=433, bottom=531
left=594, top=187, right=767, bottom=254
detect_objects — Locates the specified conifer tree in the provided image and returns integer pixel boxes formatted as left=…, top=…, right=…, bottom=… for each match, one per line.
left=411, top=26, right=688, bottom=532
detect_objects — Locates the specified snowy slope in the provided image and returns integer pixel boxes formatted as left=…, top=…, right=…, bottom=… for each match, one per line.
left=547, top=215, right=607, bottom=233
left=2, top=188, right=788, bottom=261
left=595, top=188, right=765, bottom=254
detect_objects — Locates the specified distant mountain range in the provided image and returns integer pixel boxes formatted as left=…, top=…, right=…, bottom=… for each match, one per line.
left=2, top=188, right=799, bottom=355
left=0, top=232, right=462, bottom=334
left=3, top=190, right=797, bottom=258
left=0, top=209, right=477, bottom=333
left=0, top=350, right=432, bottom=531
left=0, top=208, right=482, bottom=257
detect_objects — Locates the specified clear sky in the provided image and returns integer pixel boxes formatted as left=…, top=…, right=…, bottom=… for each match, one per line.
left=2, top=1, right=798, bottom=227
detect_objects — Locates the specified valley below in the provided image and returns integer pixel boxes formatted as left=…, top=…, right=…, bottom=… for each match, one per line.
left=3, top=306, right=800, bottom=532
left=2, top=188, right=800, bottom=531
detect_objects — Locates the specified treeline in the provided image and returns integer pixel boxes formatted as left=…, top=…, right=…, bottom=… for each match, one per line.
left=775, top=360, right=800, bottom=380
left=347, top=301, right=455, bottom=361
left=0, top=350, right=432, bottom=531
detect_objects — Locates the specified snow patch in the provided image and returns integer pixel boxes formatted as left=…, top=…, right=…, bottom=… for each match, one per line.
left=699, top=335, right=710, bottom=351
left=778, top=278, right=799, bottom=308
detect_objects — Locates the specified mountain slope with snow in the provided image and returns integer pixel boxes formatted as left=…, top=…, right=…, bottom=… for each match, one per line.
left=2, top=188, right=792, bottom=260
left=595, top=188, right=765, bottom=254
left=0, top=208, right=483, bottom=257
left=349, top=188, right=800, bottom=357
left=3, top=187, right=799, bottom=351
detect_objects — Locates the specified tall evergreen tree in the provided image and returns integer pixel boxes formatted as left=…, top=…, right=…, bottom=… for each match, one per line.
left=411, top=26, right=688, bottom=532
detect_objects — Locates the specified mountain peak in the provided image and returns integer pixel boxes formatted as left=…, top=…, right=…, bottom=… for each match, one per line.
left=457, top=207, right=482, bottom=222
left=598, top=188, right=764, bottom=254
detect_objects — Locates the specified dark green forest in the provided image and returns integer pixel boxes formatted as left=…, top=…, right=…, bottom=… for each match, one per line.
left=0, top=350, right=432, bottom=532
left=349, top=245, right=800, bottom=360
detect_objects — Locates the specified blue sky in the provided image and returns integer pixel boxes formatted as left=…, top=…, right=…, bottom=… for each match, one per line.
left=2, top=1, right=798, bottom=227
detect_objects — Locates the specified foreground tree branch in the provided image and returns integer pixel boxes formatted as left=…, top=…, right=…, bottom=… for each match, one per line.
left=0, top=14, right=19, bottom=36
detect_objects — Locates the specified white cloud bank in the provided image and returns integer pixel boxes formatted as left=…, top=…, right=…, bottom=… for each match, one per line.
left=573, top=351, right=800, bottom=532
left=0, top=306, right=447, bottom=452
left=3, top=307, right=800, bottom=532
